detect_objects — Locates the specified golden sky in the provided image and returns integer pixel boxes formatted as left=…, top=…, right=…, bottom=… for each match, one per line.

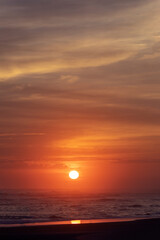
left=0, top=0, right=160, bottom=192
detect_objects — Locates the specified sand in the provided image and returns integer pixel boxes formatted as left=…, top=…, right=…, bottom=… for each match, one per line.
left=0, top=218, right=160, bottom=240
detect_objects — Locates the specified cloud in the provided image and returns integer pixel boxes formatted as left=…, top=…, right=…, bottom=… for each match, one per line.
left=0, top=0, right=160, bottom=169
left=60, top=75, right=79, bottom=83
left=0, top=0, right=159, bottom=80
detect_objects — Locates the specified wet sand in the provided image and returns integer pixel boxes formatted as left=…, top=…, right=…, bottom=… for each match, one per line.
left=0, top=218, right=160, bottom=240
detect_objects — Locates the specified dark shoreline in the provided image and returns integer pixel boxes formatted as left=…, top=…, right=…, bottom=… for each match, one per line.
left=0, top=218, right=160, bottom=240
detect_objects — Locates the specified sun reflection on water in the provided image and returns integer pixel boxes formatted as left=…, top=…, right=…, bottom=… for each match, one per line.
left=71, top=220, right=81, bottom=224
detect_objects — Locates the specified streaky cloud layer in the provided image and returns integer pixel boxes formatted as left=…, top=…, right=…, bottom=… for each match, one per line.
left=0, top=0, right=160, bottom=192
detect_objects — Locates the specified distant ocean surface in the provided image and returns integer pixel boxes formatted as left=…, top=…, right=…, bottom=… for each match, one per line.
left=0, top=190, right=160, bottom=224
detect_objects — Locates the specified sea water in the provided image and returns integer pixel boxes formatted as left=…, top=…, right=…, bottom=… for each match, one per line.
left=0, top=190, right=160, bottom=224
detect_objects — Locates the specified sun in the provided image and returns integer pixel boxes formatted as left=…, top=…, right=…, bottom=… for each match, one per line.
left=69, top=170, right=79, bottom=180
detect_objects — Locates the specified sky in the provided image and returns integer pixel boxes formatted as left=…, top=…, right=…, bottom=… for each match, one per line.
left=0, top=0, right=160, bottom=193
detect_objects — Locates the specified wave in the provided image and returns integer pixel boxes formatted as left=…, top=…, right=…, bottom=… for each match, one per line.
left=49, top=215, right=62, bottom=220
left=127, top=204, right=143, bottom=208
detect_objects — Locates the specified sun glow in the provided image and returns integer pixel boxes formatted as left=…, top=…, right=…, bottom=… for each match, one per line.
left=69, top=170, right=79, bottom=180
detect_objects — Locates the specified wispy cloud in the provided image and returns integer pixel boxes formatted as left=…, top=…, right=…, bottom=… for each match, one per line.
left=0, top=0, right=159, bottom=79
left=0, top=0, right=160, bottom=170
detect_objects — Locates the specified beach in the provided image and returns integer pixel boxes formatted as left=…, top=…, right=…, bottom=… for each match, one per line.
left=0, top=218, right=160, bottom=240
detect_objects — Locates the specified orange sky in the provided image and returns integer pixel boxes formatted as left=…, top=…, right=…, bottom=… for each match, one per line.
left=0, top=0, right=160, bottom=193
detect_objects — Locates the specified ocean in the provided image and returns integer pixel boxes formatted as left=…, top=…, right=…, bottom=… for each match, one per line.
left=0, top=190, right=160, bottom=225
